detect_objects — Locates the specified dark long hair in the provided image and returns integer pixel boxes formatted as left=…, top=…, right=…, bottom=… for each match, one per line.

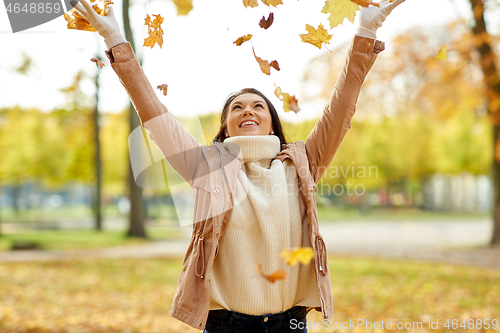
left=213, top=88, right=287, bottom=147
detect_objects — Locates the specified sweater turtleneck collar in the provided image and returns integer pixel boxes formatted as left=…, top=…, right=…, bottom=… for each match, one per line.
left=223, top=135, right=281, bottom=165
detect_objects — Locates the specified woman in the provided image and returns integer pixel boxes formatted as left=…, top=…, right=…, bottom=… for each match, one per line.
left=71, top=1, right=405, bottom=332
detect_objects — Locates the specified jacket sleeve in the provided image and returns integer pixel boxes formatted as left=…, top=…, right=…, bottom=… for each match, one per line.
left=105, top=42, right=204, bottom=185
left=305, top=35, right=384, bottom=185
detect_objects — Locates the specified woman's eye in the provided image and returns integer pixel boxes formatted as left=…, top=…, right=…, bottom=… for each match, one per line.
left=255, top=104, right=263, bottom=108
left=232, top=105, right=241, bottom=111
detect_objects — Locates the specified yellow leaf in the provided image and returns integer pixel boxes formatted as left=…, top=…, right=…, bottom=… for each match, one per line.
left=322, top=0, right=359, bottom=29
left=234, top=34, right=253, bottom=46
left=64, top=0, right=113, bottom=31
left=172, top=0, right=193, bottom=15
left=280, top=247, right=314, bottom=265
left=350, top=0, right=379, bottom=7
left=299, top=24, right=333, bottom=49
left=274, top=84, right=300, bottom=113
left=436, top=45, right=448, bottom=61
left=255, top=263, right=286, bottom=283
left=243, top=0, right=259, bottom=7
left=143, top=14, right=164, bottom=49
left=157, top=84, right=168, bottom=96
left=261, top=0, right=283, bottom=7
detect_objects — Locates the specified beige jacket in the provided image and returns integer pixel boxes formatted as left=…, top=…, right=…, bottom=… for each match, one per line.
left=104, top=35, right=384, bottom=330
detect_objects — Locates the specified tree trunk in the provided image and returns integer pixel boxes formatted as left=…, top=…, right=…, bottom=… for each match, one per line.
left=123, top=0, right=147, bottom=239
left=468, top=0, right=500, bottom=247
left=92, top=53, right=103, bottom=231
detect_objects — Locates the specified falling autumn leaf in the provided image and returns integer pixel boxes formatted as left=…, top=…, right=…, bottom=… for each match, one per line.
left=234, top=34, right=253, bottom=46
left=322, top=0, right=359, bottom=29
left=252, top=46, right=280, bottom=75
left=64, top=0, right=113, bottom=31
left=157, top=84, right=168, bottom=96
left=299, top=24, right=333, bottom=49
left=144, top=14, right=164, bottom=49
left=274, top=85, right=300, bottom=113
left=261, top=0, right=283, bottom=7
left=259, top=12, right=274, bottom=29
left=243, top=0, right=259, bottom=8
left=280, top=247, right=315, bottom=266
left=255, top=263, right=286, bottom=283
left=172, top=0, right=193, bottom=15
left=350, top=0, right=379, bottom=7
left=91, top=58, right=104, bottom=68
left=436, top=45, right=448, bottom=61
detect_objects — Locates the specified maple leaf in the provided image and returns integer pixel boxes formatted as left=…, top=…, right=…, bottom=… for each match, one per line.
left=144, top=14, right=164, bottom=49
left=157, top=84, right=168, bottom=96
left=299, top=24, right=333, bottom=49
left=64, top=0, right=113, bottom=31
left=234, top=34, right=253, bottom=46
left=255, top=263, right=286, bottom=283
left=91, top=58, right=104, bottom=68
left=243, top=0, right=259, bottom=8
left=259, top=12, right=274, bottom=29
left=436, top=45, right=448, bottom=61
left=280, top=247, right=315, bottom=266
left=274, top=85, right=300, bottom=113
left=350, top=0, right=379, bottom=7
left=172, top=0, right=193, bottom=15
left=322, top=0, right=359, bottom=29
left=252, top=46, right=280, bottom=75
left=261, top=0, right=283, bottom=7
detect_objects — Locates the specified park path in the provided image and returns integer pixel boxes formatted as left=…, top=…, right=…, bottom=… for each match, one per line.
left=1, top=218, right=499, bottom=269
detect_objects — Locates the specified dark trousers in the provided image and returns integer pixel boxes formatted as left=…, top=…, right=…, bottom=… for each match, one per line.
left=203, top=306, right=308, bottom=333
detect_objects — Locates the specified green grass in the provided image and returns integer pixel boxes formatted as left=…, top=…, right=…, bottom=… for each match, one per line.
left=0, top=256, right=498, bottom=332
left=0, top=227, right=185, bottom=252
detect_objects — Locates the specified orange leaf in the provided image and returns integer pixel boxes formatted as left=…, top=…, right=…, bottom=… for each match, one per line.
left=252, top=46, right=279, bottom=75
left=91, top=58, right=104, bottom=68
left=64, top=0, right=113, bottom=31
left=274, top=85, right=300, bottom=113
left=259, top=12, right=274, bottom=29
left=255, top=263, right=286, bottom=283
left=144, top=14, right=164, bottom=49
left=157, top=84, right=168, bottom=96
left=261, top=0, right=282, bottom=7
left=234, top=34, right=253, bottom=46
left=243, top=0, right=259, bottom=7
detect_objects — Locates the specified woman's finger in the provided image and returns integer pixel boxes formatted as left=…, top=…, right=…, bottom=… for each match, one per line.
left=387, top=0, right=405, bottom=9
left=368, top=1, right=380, bottom=7
left=70, top=2, right=88, bottom=18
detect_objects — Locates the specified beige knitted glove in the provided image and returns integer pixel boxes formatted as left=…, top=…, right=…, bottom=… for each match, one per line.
left=70, top=0, right=127, bottom=49
left=356, top=0, right=406, bottom=39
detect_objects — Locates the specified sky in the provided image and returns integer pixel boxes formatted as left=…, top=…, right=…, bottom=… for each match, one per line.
left=0, top=0, right=492, bottom=123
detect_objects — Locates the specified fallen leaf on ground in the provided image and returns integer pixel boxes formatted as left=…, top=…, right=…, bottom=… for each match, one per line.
left=144, top=14, right=164, bottom=49
left=280, top=247, right=314, bottom=265
left=255, top=263, right=286, bottom=283
left=259, top=12, right=274, bottom=29
left=234, top=34, right=253, bottom=46
left=299, top=24, right=332, bottom=49
left=436, top=45, right=448, bottom=61
left=91, top=58, right=104, bottom=68
left=274, top=85, right=300, bottom=113
left=252, top=46, right=280, bottom=75
left=322, top=0, right=359, bottom=29
left=157, top=84, right=168, bottom=96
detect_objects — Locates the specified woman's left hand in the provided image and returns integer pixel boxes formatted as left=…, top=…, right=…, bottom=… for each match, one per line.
left=356, top=0, right=406, bottom=39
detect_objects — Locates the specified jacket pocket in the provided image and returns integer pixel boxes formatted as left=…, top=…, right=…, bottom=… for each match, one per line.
left=315, top=234, right=328, bottom=275
left=195, top=234, right=206, bottom=279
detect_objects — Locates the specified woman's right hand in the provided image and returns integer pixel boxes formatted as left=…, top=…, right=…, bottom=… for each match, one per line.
left=70, top=0, right=126, bottom=48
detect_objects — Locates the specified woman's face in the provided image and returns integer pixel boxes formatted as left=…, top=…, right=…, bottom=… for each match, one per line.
left=226, top=93, right=273, bottom=138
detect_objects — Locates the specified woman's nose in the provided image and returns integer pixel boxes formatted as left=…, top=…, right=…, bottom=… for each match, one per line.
left=242, top=108, right=254, bottom=116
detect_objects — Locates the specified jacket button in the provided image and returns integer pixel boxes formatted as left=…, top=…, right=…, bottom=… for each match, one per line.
left=116, top=52, right=120, bottom=56
left=214, top=189, right=219, bottom=193
left=182, top=266, right=185, bottom=271
left=206, top=148, right=210, bottom=151
left=215, top=232, right=219, bottom=237
left=199, top=322, right=203, bottom=326
left=263, top=317, right=268, bottom=322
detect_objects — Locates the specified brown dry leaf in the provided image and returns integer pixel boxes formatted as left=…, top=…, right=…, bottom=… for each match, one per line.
left=350, top=0, right=379, bottom=7
left=243, top=0, right=259, bottom=7
left=157, top=84, right=168, bottom=96
left=91, top=58, right=104, bottom=68
left=144, top=14, right=164, bottom=49
left=259, top=12, right=274, bottom=29
left=172, top=0, right=193, bottom=16
left=234, top=34, right=253, bottom=46
left=274, top=85, right=300, bottom=113
left=299, top=24, right=333, bottom=49
left=252, top=46, right=280, bottom=75
left=261, top=0, right=283, bottom=7
left=255, top=263, right=286, bottom=283
left=64, top=0, right=113, bottom=31
left=280, top=247, right=314, bottom=265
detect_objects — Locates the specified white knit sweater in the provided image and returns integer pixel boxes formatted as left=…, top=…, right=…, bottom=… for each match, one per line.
left=209, top=135, right=320, bottom=315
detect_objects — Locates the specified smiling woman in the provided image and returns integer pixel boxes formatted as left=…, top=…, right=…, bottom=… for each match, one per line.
left=69, top=0, right=405, bottom=332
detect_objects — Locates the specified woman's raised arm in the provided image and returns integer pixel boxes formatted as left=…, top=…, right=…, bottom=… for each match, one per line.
left=71, top=0, right=204, bottom=186
left=305, top=0, right=405, bottom=185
